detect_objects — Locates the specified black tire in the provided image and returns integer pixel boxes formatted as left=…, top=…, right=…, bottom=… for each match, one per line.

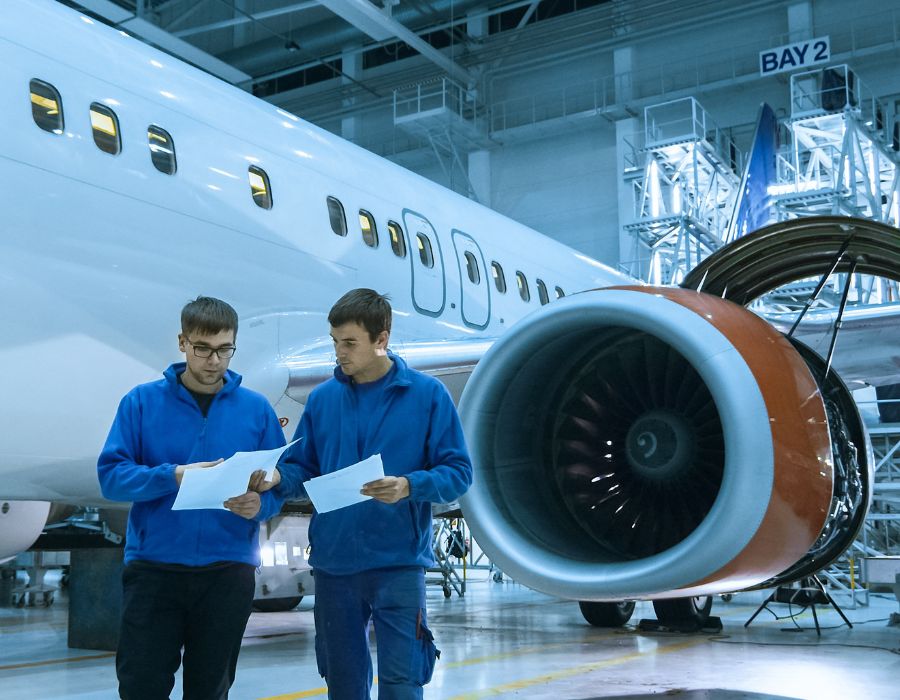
left=252, top=596, right=303, bottom=613
left=578, top=600, right=636, bottom=627
left=652, top=596, right=712, bottom=627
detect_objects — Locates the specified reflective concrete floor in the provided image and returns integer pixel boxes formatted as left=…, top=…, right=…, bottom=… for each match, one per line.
left=1, top=572, right=899, bottom=700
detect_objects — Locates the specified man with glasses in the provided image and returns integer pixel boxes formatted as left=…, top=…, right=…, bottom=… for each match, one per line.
left=98, top=296, right=285, bottom=700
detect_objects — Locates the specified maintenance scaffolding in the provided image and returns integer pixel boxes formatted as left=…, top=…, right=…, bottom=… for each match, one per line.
left=623, top=97, right=741, bottom=284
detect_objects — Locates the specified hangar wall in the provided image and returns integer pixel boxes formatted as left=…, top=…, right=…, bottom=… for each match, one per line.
left=464, top=0, right=900, bottom=268
left=265, top=0, right=900, bottom=269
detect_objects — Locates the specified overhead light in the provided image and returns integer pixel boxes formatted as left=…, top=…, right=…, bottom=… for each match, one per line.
left=285, top=40, right=300, bottom=52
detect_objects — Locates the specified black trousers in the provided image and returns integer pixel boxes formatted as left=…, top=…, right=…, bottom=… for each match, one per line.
left=116, top=561, right=256, bottom=700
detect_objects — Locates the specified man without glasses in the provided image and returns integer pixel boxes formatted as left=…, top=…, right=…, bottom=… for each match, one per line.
left=258, top=288, right=473, bottom=699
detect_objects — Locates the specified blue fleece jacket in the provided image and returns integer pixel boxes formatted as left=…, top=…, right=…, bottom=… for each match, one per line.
left=97, top=363, right=285, bottom=566
left=277, top=352, right=473, bottom=575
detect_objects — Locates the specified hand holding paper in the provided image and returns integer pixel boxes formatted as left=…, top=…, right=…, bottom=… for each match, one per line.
left=248, top=466, right=281, bottom=493
left=174, top=458, right=223, bottom=485
left=360, top=475, right=410, bottom=504
left=303, top=454, right=385, bottom=513
left=172, top=438, right=300, bottom=511
left=223, top=490, right=262, bottom=519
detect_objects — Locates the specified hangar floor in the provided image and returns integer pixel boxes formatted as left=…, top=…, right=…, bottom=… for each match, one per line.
left=1, top=573, right=898, bottom=700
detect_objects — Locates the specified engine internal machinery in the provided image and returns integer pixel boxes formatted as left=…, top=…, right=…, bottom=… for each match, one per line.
left=459, top=286, right=869, bottom=601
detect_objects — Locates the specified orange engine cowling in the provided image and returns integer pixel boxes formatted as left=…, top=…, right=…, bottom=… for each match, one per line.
left=459, top=287, right=868, bottom=600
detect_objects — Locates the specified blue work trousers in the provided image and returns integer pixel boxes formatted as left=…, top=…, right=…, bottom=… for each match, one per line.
left=313, top=567, right=439, bottom=700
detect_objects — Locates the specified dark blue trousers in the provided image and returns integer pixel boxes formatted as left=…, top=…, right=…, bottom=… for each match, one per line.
left=116, top=561, right=256, bottom=700
left=313, top=567, right=439, bottom=700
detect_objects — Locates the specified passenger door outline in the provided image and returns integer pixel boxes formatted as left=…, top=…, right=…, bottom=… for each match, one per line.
left=402, top=209, right=445, bottom=317
left=451, top=229, right=490, bottom=329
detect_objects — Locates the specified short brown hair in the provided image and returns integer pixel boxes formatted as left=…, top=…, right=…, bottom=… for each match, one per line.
left=181, top=296, right=238, bottom=338
left=328, top=288, right=391, bottom=342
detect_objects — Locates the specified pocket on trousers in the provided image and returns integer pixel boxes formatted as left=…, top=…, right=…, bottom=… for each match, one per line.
left=415, top=620, right=440, bottom=685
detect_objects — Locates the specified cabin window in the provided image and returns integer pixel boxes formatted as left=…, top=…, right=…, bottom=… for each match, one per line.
left=491, top=261, right=507, bottom=293
left=463, top=251, right=481, bottom=285
left=327, top=196, right=347, bottom=236
left=359, top=210, right=378, bottom=248
left=89, top=102, right=121, bottom=155
left=29, top=79, right=64, bottom=134
left=248, top=166, right=272, bottom=209
left=387, top=221, right=407, bottom=258
left=516, top=271, right=530, bottom=302
left=537, top=278, right=550, bottom=305
left=555, top=286, right=565, bottom=299
left=416, top=233, right=435, bottom=269
left=147, top=125, right=176, bottom=175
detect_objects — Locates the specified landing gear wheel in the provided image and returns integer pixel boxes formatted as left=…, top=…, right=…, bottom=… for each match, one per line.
left=579, top=600, right=636, bottom=627
left=252, top=596, right=303, bottom=613
left=652, top=596, right=712, bottom=628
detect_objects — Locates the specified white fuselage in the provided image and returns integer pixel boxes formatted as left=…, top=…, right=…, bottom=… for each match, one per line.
left=0, top=1, right=630, bottom=505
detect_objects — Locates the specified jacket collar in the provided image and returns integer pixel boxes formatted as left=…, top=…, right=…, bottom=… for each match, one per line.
left=163, top=362, right=242, bottom=396
left=334, top=350, right=411, bottom=389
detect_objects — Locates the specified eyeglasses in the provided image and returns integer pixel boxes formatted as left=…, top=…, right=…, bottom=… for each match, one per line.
left=184, top=338, right=236, bottom=359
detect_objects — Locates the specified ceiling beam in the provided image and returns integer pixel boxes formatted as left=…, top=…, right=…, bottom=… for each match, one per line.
left=318, top=0, right=472, bottom=85
left=173, top=1, right=320, bottom=39
left=71, top=0, right=250, bottom=83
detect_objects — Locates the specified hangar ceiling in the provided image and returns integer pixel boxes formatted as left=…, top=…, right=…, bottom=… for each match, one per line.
left=58, top=0, right=786, bottom=121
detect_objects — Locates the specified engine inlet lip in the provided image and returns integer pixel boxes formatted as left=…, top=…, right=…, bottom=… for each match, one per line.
left=459, top=288, right=775, bottom=598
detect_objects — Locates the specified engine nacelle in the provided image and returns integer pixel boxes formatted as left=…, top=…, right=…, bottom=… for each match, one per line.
left=459, top=287, right=866, bottom=601
left=0, top=500, right=51, bottom=563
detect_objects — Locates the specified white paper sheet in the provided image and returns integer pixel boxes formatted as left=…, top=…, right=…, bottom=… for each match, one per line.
left=171, top=439, right=301, bottom=511
left=303, top=454, right=385, bottom=514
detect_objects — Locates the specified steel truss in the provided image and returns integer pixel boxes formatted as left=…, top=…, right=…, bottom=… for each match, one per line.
left=766, top=64, right=900, bottom=311
left=767, top=69, right=900, bottom=602
left=393, top=78, right=491, bottom=201
left=624, top=97, right=740, bottom=284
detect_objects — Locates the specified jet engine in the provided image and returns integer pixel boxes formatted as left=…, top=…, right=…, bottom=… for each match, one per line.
left=459, top=285, right=869, bottom=606
left=0, top=500, right=51, bottom=563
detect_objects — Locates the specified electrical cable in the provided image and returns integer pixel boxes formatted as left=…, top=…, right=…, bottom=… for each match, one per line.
left=706, top=635, right=900, bottom=656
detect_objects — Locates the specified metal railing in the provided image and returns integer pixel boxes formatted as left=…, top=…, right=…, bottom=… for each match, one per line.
left=393, top=77, right=484, bottom=125
left=489, top=77, right=615, bottom=133
left=484, top=8, right=900, bottom=142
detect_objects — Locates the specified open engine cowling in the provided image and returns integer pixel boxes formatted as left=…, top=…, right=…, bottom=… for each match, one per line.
left=459, top=286, right=861, bottom=601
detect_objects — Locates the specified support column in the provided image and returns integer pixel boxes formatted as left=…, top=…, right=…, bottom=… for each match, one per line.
left=787, top=1, right=813, bottom=41
left=0, top=568, right=14, bottom=606
left=68, top=548, right=123, bottom=651
left=467, top=12, right=490, bottom=205
left=467, top=150, right=490, bottom=205
left=233, top=0, right=251, bottom=47
left=614, top=45, right=638, bottom=270
left=341, top=48, right=362, bottom=143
